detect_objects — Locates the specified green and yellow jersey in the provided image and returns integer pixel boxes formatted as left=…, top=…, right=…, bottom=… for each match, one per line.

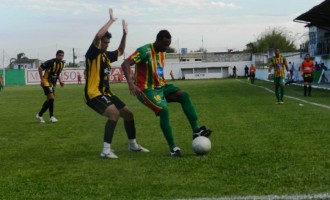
left=269, top=55, right=287, bottom=78
left=129, top=43, right=166, bottom=90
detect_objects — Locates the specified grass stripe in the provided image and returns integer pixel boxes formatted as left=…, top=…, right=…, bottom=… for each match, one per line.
left=177, top=193, right=330, bottom=200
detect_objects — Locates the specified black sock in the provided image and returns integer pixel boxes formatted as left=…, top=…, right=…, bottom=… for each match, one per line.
left=124, top=120, right=136, bottom=140
left=39, top=100, right=49, bottom=116
left=104, top=120, right=117, bottom=144
left=48, top=99, right=54, bottom=117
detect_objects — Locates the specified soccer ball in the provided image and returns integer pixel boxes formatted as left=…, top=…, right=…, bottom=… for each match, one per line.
left=192, top=136, right=211, bottom=155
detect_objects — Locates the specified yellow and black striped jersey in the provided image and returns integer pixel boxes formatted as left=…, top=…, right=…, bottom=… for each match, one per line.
left=40, top=59, right=64, bottom=87
left=84, top=43, right=119, bottom=100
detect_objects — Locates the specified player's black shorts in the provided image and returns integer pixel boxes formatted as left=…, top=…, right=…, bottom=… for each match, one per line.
left=43, top=86, right=55, bottom=95
left=303, top=73, right=313, bottom=82
left=86, top=95, right=126, bottom=115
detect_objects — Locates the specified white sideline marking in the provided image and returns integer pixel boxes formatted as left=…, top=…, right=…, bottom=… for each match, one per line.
left=177, top=193, right=330, bottom=200
left=239, top=80, right=330, bottom=110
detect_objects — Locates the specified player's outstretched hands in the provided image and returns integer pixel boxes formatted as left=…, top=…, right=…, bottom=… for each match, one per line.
left=109, top=8, right=117, bottom=23
left=122, top=19, right=128, bottom=34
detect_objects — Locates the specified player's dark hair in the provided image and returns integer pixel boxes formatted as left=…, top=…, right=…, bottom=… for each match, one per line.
left=56, top=50, right=64, bottom=55
left=102, top=31, right=112, bottom=40
left=156, top=30, right=171, bottom=42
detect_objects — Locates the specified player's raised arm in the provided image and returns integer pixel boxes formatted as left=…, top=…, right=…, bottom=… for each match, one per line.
left=117, top=19, right=127, bottom=57
left=93, top=8, right=117, bottom=48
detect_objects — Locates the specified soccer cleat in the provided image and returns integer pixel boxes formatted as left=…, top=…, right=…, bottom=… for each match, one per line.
left=50, top=116, right=58, bottom=123
left=279, top=101, right=284, bottom=105
left=100, top=150, right=118, bottom=159
left=170, top=147, right=182, bottom=157
left=193, top=126, right=212, bottom=139
left=128, top=144, right=150, bottom=152
left=36, top=114, right=45, bottom=123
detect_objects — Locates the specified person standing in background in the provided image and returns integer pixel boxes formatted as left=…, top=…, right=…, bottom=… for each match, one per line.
left=249, top=64, right=256, bottom=84
left=300, top=53, right=314, bottom=96
left=268, top=49, right=290, bottom=104
left=35, top=50, right=65, bottom=123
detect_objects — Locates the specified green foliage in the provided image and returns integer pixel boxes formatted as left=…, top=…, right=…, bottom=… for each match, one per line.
left=0, top=79, right=329, bottom=199
left=166, top=46, right=177, bottom=53
left=194, top=47, right=207, bottom=53
left=245, top=27, right=298, bottom=53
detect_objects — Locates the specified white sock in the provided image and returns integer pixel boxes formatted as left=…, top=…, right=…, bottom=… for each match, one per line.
left=129, top=139, right=137, bottom=146
left=103, top=142, right=111, bottom=153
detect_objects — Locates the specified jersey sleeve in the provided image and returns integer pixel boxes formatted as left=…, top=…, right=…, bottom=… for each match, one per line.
left=85, top=43, right=100, bottom=60
left=40, top=59, right=53, bottom=70
left=129, top=45, right=149, bottom=64
left=105, top=50, right=119, bottom=63
left=282, top=56, right=288, bottom=65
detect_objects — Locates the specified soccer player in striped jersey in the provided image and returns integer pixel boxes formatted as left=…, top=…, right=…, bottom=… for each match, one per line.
left=268, top=49, right=290, bottom=104
left=35, top=50, right=65, bottom=123
left=84, top=8, right=148, bottom=159
left=121, top=30, right=212, bottom=157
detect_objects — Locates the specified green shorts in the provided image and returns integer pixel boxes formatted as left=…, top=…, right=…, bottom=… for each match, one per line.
left=137, top=84, right=180, bottom=115
left=274, top=77, right=285, bottom=86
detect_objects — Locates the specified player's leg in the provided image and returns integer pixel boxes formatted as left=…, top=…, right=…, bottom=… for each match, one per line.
left=273, top=78, right=280, bottom=103
left=36, top=86, right=53, bottom=123
left=136, top=89, right=179, bottom=156
left=278, top=77, right=285, bottom=103
left=308, top=75, right=313, bottom=96
left=47, top=90, right=57, bottom=122
left=87, top=95, right=120, bottom=159
left=164, top=84, right=212, bottom=139
left=115, top=97, right=149, bottom=153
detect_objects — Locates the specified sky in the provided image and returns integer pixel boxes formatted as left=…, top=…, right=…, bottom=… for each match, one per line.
left=0, top=0, right=324, bottom=67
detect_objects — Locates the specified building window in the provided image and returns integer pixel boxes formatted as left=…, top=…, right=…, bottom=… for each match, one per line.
left=310, top=32, right=316, bottom=45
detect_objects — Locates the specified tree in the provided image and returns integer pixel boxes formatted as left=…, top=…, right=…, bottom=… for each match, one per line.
left=166, top=46, right=177, bottom=53
left=245, top=27, right=298, bottom=53
left=10, top=52, right=29, bottom=68
left=194, top=47, right=207, bottom=53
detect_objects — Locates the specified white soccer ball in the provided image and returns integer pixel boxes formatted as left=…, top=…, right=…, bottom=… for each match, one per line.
left=192, top=136, right=211, bottom=155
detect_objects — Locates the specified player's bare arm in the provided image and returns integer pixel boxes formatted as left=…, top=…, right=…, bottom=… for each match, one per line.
left=38, top=66, right=44, bottom=87
left=117, top=19, right=128, bottom=57
left=121, top=59, right=141, bottom=96
left=93, top=8, right=118, bottom=48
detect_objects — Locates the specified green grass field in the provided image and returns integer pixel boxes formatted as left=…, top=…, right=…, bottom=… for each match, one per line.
left=0, top=79, right=329, bottom=200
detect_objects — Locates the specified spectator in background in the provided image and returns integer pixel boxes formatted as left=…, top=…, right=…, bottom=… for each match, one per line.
left=300, top=53, right=314, bottom=96
left=232, top=66, right=237, bottom=78
left=0, top=74, right=3, bottom=91
left=289, top=62, right=295, bottom=80
left=244, top=65, right=249, bottom=77
left=170, top=70, right=175, bottom=81
left=249, top=64, right=256, bottom=84
left=320, top=63, right=328, bottom=82
left=315, top=61, right=320, bottom=71
left=77, top=73, right=82, bottom=84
